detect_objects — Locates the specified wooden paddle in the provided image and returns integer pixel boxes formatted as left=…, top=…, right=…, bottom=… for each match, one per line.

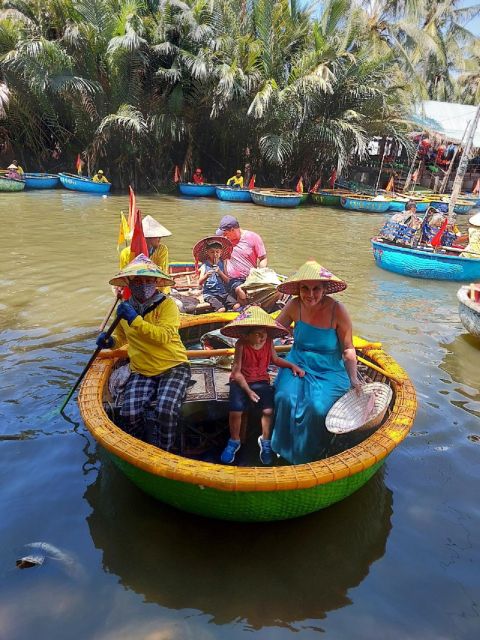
left=99, top=294, right=121, bottom=331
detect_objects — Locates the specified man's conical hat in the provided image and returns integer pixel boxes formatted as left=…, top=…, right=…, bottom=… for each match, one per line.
left=468, top=212, right=480, bottom=227
left=277, top=260, right=347, bottom=295
left=142, top=215, right=172, bottom=238
left=192, top=235, right=233, bottom=262
left=220, top=305, right=289, bottom=339
left=109, top=254, right=174, bottom=287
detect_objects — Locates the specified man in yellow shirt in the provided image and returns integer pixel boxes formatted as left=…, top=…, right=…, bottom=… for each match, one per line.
left=226, top=169, right=244, bottom=188
left=119, top=215, right=172, bottom=293
left=92, top=169, right=109, bottom=183
left=96, top=255, right=190, bottom=451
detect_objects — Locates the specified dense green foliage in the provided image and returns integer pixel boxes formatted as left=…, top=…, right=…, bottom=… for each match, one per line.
left=0, top=0, right=478, bottom=188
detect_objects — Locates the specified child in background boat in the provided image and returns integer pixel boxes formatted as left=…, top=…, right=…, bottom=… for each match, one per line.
left=219, top=306, right=304, bottom=465
left=193, top=236, right=241, bottom=312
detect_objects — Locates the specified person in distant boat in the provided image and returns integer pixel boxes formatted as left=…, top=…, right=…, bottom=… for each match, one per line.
left=215, top=215, right=267, bottom=304
left=119, top=215, right=172, bottom=294
left=271, top=261, right=361, bottom=465
left=96, top=255, right=191, bottom=451
left=226, top=169, right=244, bottom=188
left=461, top=212, right=480, bottom=259
left=9, top=160, right=24, bottom=176
left=192, top=168, right=204, bottom=185
left=6, top=163, right=22, bottom=180
left=219, top=306, right=304, bottom=465
left=92, top=169, right=109, bottom=183
left=194, top=236, right=240, bottom=312
left=390, top=200, right=422, bottom=229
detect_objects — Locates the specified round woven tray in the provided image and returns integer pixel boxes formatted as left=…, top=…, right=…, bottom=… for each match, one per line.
left=326, top=383, right=393, bottom=434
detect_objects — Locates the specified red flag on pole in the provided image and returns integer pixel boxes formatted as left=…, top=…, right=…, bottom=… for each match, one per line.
left=248, top=174, right=256, bottom=189
left=385, top=176, right=394, bottom=191
left=130, top=209, right=148, bottom=257
left=75, top=154, right=84, bottom=175
left=430, top=218, right=449, bottom=247
left=473, top=178, right=480, bottom=195
left=295, top=177, right=304, bottom=193
left=128, top=186, right=136, bottom=230
left=310, top=177, right=321, bottom=193
left=329, top=169, right=337, bottom=188
left=173, top=165, right=181, bottom=183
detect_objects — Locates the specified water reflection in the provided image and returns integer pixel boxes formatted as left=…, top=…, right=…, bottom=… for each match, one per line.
left=85, top=453, right=392, bottom=631
left=439, top=335, right=480, bottom=420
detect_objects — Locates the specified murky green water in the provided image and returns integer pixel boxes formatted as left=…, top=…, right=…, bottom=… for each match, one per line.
left=1, top=190, right=479, bottom=640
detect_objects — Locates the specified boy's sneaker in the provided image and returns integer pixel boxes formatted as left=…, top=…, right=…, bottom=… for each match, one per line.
left=220, top=439, right=241, bottom=464
left=258, top=436, right=273, bottom=465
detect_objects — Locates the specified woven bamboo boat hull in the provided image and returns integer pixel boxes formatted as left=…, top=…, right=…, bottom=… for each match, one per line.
left=250, top=190, right=302, bottom=208
left=341, top=197, right=391, bottom=213
left=372, top=239, right=480, bottom=281
left=215, top=186, right=252, bottom=202
left=178, top=183, right=217, bottom=197
left=311, top=192, right=342, bottom=206
left=0, top=176, right=25, bottom=191
left=387, top=200, right=407, bottom=212
left=24, top=172, right=59, bottom=189
left=457, top=286, right=480, bottom=338
left=78, top=315, right=416, bottom=521
left=59, top=172, right=111, bottom=193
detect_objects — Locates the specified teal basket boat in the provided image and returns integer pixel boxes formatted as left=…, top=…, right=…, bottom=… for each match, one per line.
left=0, top=176, right=25, bottom=192
left=79, top=315, right=417, bottom=522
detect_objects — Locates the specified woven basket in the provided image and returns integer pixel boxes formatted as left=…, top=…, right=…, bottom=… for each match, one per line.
left=326, top=383, right=393, bottom=434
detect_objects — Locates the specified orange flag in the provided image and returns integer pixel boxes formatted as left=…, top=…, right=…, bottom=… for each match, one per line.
left=385, top=176, right=394, bottom=191
left=412, top=168, right=419, bottom=183
left=128, top=186, right=136, bottom=230
left=75, top=154, right=84, bottom=175
left=329, top=169, right=337, bottom=188
left=130, top=209, right=148, bottom=257
left=295, top=177, right=304, bottom=193
left=173, top=165, right=181, bottom=183
left=473, top=178, right=480, bottom=195
left=310, top=177, right=321, bottom=193
left=248, top=174, right=256, bottom=188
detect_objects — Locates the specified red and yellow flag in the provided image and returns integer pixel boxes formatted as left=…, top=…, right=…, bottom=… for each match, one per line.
left=173, top=165, right=181, bottom=183
left=295, top=177, right=304, bottom=193
left=473, top=178, right=480, bottom=195
left=310, top=177, right=321, bottom=193
left=75, top=154, right=84, bottom=175
left=385, top=176, right=394, bottom=191
left=130, top=209, right=148, bottom=257
left=248, top=174, right=256, bottom=189
left=128, top=186, right=136, bottom=230
left=117, top=212, right=130, bottom=252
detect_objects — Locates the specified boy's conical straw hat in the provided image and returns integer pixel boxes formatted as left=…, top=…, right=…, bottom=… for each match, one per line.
left=220, top=305, right=289, bottom=339
left=192, top=235, right=233, bottom=262
left=142, top=215, right=172, bottom=238
left=277, top=260, right=347, bottom=295
left=109, top=254, right=175, bottom=287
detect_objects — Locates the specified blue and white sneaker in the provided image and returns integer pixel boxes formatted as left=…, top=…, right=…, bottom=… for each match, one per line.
left=258, top=436, right=273, bottom=465
left=220, top=439, right=241, bottom=464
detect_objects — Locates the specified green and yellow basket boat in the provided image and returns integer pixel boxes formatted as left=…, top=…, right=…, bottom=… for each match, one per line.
left=78, top=314, right=417, bottom=522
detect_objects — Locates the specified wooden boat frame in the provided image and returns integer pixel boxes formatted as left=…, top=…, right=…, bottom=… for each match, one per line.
left=78, top=314, right=416, bottom=522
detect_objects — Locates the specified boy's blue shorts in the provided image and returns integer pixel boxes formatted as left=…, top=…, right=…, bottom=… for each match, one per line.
left=229, top=380, right=274, bottom=412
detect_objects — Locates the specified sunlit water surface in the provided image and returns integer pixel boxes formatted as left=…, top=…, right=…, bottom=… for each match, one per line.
left=1, top=190, right=479, bottom=640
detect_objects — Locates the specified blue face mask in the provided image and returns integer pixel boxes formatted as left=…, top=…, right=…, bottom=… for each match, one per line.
left=130, top=281, right=157, bottom=302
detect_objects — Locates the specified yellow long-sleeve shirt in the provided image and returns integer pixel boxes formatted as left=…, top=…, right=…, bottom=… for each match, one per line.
left=227, top=175, right=244, bottom=188
left=119, top=244, right=171, bottom=294
left=112, top=296, right=188, bottom=376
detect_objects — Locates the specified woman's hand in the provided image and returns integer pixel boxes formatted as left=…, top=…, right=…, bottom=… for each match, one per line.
left=291, top=364, right=305, bottom=377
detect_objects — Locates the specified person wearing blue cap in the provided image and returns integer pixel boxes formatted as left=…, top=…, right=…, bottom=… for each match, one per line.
left=215, top=215, right=267, bottom=303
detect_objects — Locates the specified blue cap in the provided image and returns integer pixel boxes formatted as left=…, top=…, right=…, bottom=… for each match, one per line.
left=216, top=215, right=239, bottom=235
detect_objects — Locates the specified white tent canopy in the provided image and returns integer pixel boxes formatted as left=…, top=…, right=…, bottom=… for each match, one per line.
left=411, top=100, right=480, bottom=147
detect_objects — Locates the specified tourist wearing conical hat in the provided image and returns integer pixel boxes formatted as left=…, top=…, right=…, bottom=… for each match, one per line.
left=218, top=306, right=305, bottom=465
left=120, top=214, right=173, bottom=293
left=270, top=260, right=361, bottom=465
left=193, top=235, right=240, bottom=312
left=96, top=254, right=190, bottom=451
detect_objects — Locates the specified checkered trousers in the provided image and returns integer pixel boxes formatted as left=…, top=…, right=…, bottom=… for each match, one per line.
left=119, top=364, right=191, bottom=451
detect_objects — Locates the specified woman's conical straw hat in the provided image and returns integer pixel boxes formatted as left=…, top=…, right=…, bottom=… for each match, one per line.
left=277, top=260, right=347, bottom=295
left=109, top=254, right=175, bottom=287
left=192, top=235, right=233, bottom=263
left=220, top=305, right=289, bottom=339
left=142, top=215, right=172, bottom=238
left=468, top=212, right=480, bottom=227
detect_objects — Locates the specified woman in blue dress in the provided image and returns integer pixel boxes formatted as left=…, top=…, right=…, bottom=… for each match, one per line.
left=271, top=260, right=361, bottom=464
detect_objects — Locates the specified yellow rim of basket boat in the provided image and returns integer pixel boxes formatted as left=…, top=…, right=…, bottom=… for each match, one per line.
left=78, top=313, right=417, bottom=493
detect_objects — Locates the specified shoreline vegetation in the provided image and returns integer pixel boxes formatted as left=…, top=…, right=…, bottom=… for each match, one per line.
left=0, top=0, right=478, bottom=191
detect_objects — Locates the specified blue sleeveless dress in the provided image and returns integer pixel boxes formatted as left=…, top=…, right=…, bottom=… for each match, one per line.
left=271, top=313, right=350, bottom=465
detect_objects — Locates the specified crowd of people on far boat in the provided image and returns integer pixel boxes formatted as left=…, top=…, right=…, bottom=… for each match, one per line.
left=96, top=212, right=361, bottom=466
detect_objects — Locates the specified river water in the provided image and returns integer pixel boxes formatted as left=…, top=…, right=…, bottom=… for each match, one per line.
left=0, top=190, right=479, bottom=640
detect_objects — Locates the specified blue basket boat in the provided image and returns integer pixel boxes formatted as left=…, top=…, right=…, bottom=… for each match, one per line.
left=430, top=200, right=474, bottom=215
left=457, top=285, right=480, bottom=338
left=341, top=196, right=391, bottom=213
left=387, top=200, right=407, bottom=212
left=58, top=172, right=111, bottom=194
left=178, top=183, right=217, bottom=197
left=250, top=190, right=302, bottom=208
left=24, top=172, right=59, bottom=189
left=371, top=239, right=480, bottom=281
left=215, top=186, right=252, bottom=202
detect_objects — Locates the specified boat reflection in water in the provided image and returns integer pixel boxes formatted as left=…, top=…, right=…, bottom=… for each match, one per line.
left=85, top=453, right=393, bottom=630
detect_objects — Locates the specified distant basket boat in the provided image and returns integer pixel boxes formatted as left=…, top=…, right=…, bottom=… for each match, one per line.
left=372, top=238, right=480, bottom=281
left=457, top=285, right=480, bottom=338
left=429, top=200, right=475, bottom=215
left=0, top=176, right=25, bottom=192
left=341, top=196, right=391, bottom=213
left=178, top=183, right=217, bottom=197
left=24, top=172, right=59, bottom=189
left=215, top=186, right=252, bottom=202
left=58, top=172, right=111, bottom=194
left=78, top=314, right=416, bottom=522
left=250, top=189, right=302, bottom=208
left=310, top=189, right=350, bottom=207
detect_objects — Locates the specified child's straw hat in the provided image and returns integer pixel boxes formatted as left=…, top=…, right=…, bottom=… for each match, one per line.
left=109, top=254, right=174, bottom=287
left=277, top=260, right=347, bottom=295
left=220, top=305, right=289, bottom=339
left=192, top=235, right=233, bottom=262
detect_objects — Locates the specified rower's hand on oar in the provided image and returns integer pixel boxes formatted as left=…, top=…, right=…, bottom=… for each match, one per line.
left=117, top=302, right=138, bottom=325
left=96, top=332, right=114, bottom=349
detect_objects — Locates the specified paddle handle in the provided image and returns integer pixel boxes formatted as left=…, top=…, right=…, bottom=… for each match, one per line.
left=59, top=315, right=121, bottom=414
left=99, top=295, right=120, bottom=331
